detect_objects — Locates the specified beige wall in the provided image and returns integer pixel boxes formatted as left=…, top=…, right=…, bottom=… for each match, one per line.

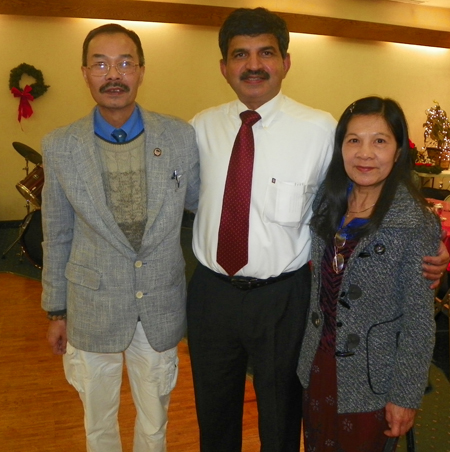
left=1, top=7, right=450, bottom=220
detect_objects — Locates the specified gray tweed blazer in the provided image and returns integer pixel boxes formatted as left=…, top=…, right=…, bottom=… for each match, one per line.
left=297, top=184, right=441, bottom=412
left=41, top=105, right=199, bottom=353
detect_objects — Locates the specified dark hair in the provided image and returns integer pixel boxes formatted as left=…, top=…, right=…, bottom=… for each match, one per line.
left=82, top=23, right=145, bottom=67
left=311, top=96, right=426, bottom=241
left=218, top=7, right=289, bottom=61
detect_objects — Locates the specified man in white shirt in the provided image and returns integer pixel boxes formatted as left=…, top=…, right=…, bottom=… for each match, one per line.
left=187, top=7, right=447, bottom=452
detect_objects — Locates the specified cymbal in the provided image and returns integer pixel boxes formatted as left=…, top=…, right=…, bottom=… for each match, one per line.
left=12, top=142, right=42, bottom=165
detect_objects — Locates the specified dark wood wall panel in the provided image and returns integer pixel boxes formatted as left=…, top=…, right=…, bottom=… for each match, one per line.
left=1, top=0, right=450, bottom=48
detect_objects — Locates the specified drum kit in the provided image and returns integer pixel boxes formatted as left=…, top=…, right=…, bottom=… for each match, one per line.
left=1, top=142, right=44, bottom=269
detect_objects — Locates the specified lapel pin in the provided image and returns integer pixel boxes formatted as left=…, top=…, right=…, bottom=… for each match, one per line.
left=153, top=148, right=162, bottom=157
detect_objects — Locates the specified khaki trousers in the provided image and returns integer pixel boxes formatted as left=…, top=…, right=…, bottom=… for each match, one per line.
left=63, top=322, right=178, bottom=452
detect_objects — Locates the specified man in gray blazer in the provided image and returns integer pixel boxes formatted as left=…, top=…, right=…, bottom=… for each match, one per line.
left=41, top=24, right=199, bottom=452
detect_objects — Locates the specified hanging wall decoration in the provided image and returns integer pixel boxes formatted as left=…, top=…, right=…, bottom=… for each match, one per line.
left=9, top=63, right=50, bottom=122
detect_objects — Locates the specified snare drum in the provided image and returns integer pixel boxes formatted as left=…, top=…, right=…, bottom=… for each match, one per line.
left=16, top=164, right=44, bottom=208
left=20, top=210, right=43, bottom=269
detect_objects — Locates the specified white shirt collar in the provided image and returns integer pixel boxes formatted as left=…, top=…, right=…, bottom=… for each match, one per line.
left=231, top=91, right=284, bottom=128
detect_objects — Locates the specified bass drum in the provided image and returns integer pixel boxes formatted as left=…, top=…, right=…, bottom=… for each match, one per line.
left=20, top=210, right=43, bottom=269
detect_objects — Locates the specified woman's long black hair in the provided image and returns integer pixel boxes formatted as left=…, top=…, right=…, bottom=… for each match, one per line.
left=311, top=96, right=427, bottom=242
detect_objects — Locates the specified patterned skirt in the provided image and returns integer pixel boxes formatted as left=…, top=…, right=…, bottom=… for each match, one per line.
left=303, top=346, right=398, bottom=452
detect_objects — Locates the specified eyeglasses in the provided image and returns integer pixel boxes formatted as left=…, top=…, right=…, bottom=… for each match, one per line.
left=332, top=231, right=347, bottom=274
left=86, top=61, right=140, bottom=77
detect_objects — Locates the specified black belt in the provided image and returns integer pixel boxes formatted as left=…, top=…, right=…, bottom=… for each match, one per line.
left=210, top=268, right=297, bottom=290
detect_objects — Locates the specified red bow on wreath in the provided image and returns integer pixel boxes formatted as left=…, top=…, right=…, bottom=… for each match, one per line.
left=11, top=85, right=34, bottom=122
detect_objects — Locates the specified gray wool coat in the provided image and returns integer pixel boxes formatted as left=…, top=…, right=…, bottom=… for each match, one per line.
left=297, top=184, right=441, bottom=413
left=41, top=105, right=199, bottom=353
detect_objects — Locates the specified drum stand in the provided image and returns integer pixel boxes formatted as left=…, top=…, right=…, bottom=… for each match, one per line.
left=1, top=158, right=32, bottom=262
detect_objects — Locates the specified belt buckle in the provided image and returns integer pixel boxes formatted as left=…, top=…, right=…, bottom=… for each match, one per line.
left=231, top=278, right=257, bottom=290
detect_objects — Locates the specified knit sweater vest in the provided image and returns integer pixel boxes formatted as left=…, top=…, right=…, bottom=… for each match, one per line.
left=96, top=133, right=147, bottom=251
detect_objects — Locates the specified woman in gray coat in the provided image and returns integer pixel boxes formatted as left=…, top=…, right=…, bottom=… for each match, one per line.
left=297, top=97, right=441, bottom=451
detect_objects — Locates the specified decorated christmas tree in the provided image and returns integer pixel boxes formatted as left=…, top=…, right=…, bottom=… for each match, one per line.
left=418, top=101, right=450, bottom=171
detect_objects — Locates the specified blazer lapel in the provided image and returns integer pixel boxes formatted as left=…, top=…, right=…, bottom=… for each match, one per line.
left=71, top=114, right=133, bottom=251
left=140, top=109, right=171, bottom=241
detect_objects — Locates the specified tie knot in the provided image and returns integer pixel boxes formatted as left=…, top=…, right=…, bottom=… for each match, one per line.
left=240, top=110, right=261, bottom=127
left=111, top=128, right=127, bottom=143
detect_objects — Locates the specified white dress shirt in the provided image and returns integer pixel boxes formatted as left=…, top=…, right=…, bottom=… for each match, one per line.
left=191, top=92, right=336, bottom=279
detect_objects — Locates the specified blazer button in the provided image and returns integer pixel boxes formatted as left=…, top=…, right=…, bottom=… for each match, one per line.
left=135, top=260, right=143, bottom=268
left=136, top=291, right=144, bottom=299
left=312, top=312, right=321, bottom=328
left=337, top=321, right=343, bottom=327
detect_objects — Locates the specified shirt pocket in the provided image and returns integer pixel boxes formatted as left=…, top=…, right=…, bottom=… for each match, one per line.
left=263, top=179, right=317, bottom=228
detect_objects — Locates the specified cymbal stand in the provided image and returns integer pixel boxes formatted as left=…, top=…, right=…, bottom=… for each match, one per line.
left=1, top=158, right=32, bottom=261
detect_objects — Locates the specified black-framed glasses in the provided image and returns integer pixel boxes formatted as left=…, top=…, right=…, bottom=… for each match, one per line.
left=86, top=61, right=140, bottom=77
left=332, top=231, right=347, bottom=274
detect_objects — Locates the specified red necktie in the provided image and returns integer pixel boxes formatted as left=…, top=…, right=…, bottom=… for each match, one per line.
left=217, top=110, right=261, bottom=276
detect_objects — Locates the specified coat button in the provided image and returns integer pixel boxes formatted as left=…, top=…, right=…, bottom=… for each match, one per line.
left=135, top=260, right=143, bottom=268
left=337, top=321, right=343, bottom=327
left=348, top=284, right=362, bottom=300
left=136, top=291, right=144, bottom=299
left=374, top=243, right=386, bottom=255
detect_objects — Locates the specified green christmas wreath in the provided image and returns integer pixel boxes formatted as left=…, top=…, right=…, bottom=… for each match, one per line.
left=9, top=63, right=49, bottom=99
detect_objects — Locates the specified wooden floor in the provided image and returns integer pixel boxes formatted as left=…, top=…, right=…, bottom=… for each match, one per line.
left=0, top=273, right=304, bottom=451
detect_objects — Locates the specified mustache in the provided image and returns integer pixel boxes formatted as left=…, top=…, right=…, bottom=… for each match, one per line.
left=99, top=82, right=130, bottom=93
left=240, top=70, right=270, bottom=81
